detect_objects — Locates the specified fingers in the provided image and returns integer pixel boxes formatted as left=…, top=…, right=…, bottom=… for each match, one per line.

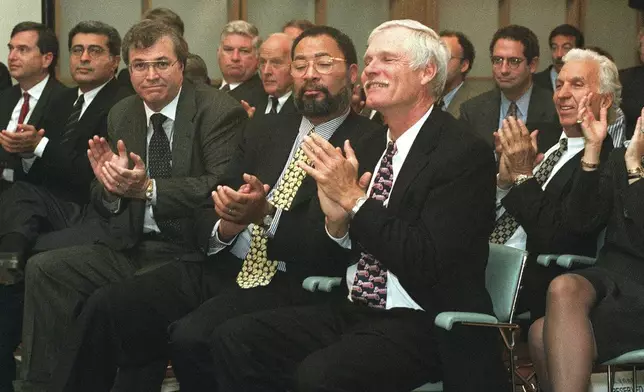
left=242, top=173, right=266, bottom=193
left=212, top=190, right=237, bottom=221
left=358, top=172, right=372, bottom=190
left=530, top=129, right=540, bottom=153
left=343, top=139, right=359, bottom=169
left=130, top=152, right=146, bottom=170
left=116, top=140, right=128, bottom=159
left=15, top=124, right=37, bottom=133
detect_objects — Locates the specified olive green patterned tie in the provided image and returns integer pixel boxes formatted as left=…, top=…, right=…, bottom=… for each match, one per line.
left=236, top=127, right=315, bottom=288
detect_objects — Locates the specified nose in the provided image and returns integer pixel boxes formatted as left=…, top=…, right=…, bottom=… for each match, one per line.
left=80, top=49, right=92, bottom=62
left=231, top=49, right=241, bottom=61
left=144, top=64, right=160, bottom=80
left=556, top=83, right=572, bottom=99
left=554, top=47, right=565, bottom=59
left=261, top=62, right=272, bottom=75
left=302, top=61, right=319, bottom=80
left=8, top=49, right=18, bottom=61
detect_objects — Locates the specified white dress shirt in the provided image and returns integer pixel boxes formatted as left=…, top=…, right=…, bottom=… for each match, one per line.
left=220, top=81, right=241, bottom=91
left=23, top=79, right=113, bottom=174
left=329, top=106, right=435, bottom=311
left=264, top=90, right=292, bottom=114
left=498, top=84, right=533, bottom=129
left=495, top=132, right=585, bottom=250
left=2, top=74, right=50, bottom=181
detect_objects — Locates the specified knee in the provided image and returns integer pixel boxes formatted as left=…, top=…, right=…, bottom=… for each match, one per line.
left=168, top=317, right=210, bottom=355
left=293, top=354, right=338, bottom=392
left=546, top=274, right=592, bottom=308
left=25, top=252, right=54, bottom=284
left=528, top=317, right=545, bottom=350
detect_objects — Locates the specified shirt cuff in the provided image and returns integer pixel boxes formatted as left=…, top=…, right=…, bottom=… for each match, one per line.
left=207, top=220, right=238, bottom=255
left=33, top=136, right=49, bottom=158
left=21, top=155, right=38, bottom=173
left=149, top=179, right=157, bottom=206
left=325, top=224, right=351, bottom=249
left=103, top=195, right=121, bottom=214
left=2, top=169, right=13, bottom=182
left=263, top=207, right=282, bottom=239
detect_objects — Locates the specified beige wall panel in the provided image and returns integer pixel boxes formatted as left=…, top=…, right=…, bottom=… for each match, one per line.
left=151, top=0, right=228, bottom=80
left=58, top=0, right=139, bottom=82
left=0, top=0, right=42, bottom=70
left=247, top=0, right=315, bottom=39
left=327, top=0, right=389, bottom=69
left=511, top=0, right=565, bottom=72
left=585, top=0, right=638, bottom=70
left=437, top=0, right=498, bottom=78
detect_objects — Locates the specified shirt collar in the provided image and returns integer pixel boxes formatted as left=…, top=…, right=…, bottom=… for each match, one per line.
left=549, top=67, right=558, bottom=89
left=442, top=81, right=464, bottom=109
left=501, top=83, right=533, bottom=118
left=221, top=80, right=242, bottom=91
left=22, top=74, right=49, bottom=100
left=144, top=87, right=182, bottom=126
left=559, top=131, right=584, bottom=150
left=275, top=90, right=292, bottom=105
left=300, top=108, right=351, bottom=141
left=387, top=104, right=434, bottom=150
left=76, top=78, right=112, bottom=105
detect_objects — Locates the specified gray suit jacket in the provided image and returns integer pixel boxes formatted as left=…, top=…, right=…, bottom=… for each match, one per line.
left=459, top=83, right=558, bottom=147
left=91, top=80, right=247, bottom=250
left=445, top=80, right=480, bottom=119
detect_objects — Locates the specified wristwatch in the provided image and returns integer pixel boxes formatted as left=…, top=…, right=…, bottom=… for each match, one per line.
left=349, top=196, right=368, bottom=219
left=513, top=174, right=533, bottom=186
left=145, top=179, right=155, bottom=201
left=627, top=166, right=644, bottom=179
left=259, top=204, right=276, bottom=231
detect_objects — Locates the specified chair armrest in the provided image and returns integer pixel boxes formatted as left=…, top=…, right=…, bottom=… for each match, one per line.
left=434, top=312, right=499, bottom=331
left=536, top=254, right=560, bottom=267
left=302, top=276, right=342, bottom=292
left=556, top=255, right=597, bottom=269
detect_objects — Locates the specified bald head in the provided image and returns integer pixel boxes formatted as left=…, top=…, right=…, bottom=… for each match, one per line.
left=259, top=33, right=294, bottom=97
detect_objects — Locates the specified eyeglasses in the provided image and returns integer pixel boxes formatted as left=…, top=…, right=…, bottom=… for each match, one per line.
left=491, top=56, right=525, bottom=69
left=290, top=56, right=346, bottom=77
left=71, top=45, right=107, bottom=59
left=129, top=60, right=179, bottom=74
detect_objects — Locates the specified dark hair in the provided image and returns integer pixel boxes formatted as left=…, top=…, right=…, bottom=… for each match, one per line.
left=439, top=30, right=476, bottom=76
left=585, top=46, right=614, bottom=62
left=121, top=19, right=189, bottom=67
left=142, top=7, right=185, bottom=36
left=68, top=21, right=121, bottom=57
left=549, top=24, right=584, bottom=48
left=11, top=21, right=58, bottom=75
left=291, top=25, right=357, bottom=67
left=184, top=53, right=210, bottom=85
left=489, top=25, right=540, bottom=63
left=282, top=19, right=315, bottom=33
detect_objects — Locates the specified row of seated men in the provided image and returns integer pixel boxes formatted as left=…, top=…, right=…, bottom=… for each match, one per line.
left=0, top=8, right=641, bottom=392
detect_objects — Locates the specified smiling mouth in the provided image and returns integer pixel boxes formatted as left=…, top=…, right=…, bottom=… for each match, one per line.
left=365, top=80, right=388, bottom=89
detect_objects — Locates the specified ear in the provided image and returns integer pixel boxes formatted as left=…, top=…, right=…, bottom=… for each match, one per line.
left=528, top=56, right=539, bottom=73
left=420, top=62, right=437, bottom=86
left=348, top=63, right=359, bottom=85
left=459, top=59, right=470, bottom=75
left=41, top=52, right=54, bottom=70
left=111, top=55, right=121, bottom=74
left=600, top=93, right=613, bottom=110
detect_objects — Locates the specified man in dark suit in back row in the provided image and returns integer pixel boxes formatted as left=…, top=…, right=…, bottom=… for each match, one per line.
left=533, top=24, right=584, bottom=93
left=438, top=30, right=478, bottom=118
left=253, top=33, right=297, bottom=116
left=460, top=25, right=558, bottom=149
left=46, top=25, right=383, bottom=392
left=216, top=20, right=267, bottom=110
left=16, top=19, right=246, bottom=392
left=0, top=22, right=67, bottom=193
left=208, top=19, right=507, bottom=392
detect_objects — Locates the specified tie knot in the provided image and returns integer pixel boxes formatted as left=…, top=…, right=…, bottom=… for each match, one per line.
left=151, top=113, right=167, bottom=131
left=221, top=83, right=231, bottom=92
left=559, top=137, right=568, bottom=151
left=386, top=141, right=397, bottom=157
left=75, top=94, right=85, bottom=107
left=22, top=92, right=30, bottom=101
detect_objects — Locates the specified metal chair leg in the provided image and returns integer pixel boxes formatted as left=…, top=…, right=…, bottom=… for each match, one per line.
left=632, top=365, right=637, bottom=392
left=606, top=364, right=614, bottom=392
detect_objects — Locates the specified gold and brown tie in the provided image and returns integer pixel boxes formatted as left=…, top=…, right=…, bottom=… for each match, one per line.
left=236, top=127, right=315, bottom=288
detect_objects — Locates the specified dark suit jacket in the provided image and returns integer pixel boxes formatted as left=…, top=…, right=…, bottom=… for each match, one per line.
left=227, top=73, right=267, bottom=110
left=619, top=65, right=644, bottom=139
left=444, top=80, right=480, bottom=119
left=0, top=76, right=68, bottom=167
left=533, top=65, right=555, bottom=92
left=459, top=83, right=558, bottom=147
left=195, top=111, right=385, bottom=280
left=0, top=62, right=10, bottom=92
left=91, top=80, right=247, bottom=251
left=15, top=78, right=131, bottom=203
left=254, top=93, right=297, bottom=117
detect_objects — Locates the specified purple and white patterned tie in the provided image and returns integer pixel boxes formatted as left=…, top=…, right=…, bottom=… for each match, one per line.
left=350, top=141, right=397, bottom=308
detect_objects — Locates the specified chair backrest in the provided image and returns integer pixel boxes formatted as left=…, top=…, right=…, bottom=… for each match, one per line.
left=485, top=243, right=528, bottom=323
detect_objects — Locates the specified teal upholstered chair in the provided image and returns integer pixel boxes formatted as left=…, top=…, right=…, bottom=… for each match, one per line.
left=537, top=254, right=644, bottom=392
left=303, top=243, right=529, bottom=391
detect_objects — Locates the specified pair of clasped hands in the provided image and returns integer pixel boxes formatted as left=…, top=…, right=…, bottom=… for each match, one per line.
left=212, top=134, right=370, bottom=241
left=495, top=93, right=644, bottom=188
left=0, top=124, right=44, bottom=156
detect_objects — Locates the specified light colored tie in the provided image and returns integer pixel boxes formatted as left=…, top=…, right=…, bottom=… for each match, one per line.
left=236, top=127, right=315, bottom=288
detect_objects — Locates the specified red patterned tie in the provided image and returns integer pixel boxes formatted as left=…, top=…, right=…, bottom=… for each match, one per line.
left=350, top=141, right=397, bottom=308
left=17, top=92, right=30, bottom=124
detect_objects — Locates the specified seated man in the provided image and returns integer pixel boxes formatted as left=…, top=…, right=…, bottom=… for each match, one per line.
left=490, top=48, right=617, bottom=319
left=16, top=19, right=246, bottom=392
left=208, top=19, right=507, bottom=392
left=529, top=52, right=640, bottom=392
left=46, top=26, right=383, bottom=392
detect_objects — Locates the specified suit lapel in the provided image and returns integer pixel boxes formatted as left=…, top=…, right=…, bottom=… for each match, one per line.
left=125, top=98, right=147, bottom=162
left=0, top=86, right=20, bottom=129
left=28, top=77, right=56, bottom=127
left=171, top=83, right=197, bottom=177
left=387, top=109, right=443, bottom=210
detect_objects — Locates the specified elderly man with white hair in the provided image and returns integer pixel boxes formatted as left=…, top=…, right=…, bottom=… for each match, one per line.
left=528, top=49, right=644, bottom=392
left=208, top=20, right=507, bottom=392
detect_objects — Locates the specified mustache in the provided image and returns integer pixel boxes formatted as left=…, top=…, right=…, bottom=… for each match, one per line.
left=297, top=83, right=330, bottom=97
left=554, top=57, right=564, bottom=65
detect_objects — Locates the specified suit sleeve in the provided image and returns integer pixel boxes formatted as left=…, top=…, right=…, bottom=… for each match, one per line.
left=153, top=102, right=247, bottom=219
left=348, top=137, right=496, bottom=289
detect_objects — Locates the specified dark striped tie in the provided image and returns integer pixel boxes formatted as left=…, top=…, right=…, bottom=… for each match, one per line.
left=269, top=96, right=279, bottom=114
left=60, top=94, right=84, bottom=142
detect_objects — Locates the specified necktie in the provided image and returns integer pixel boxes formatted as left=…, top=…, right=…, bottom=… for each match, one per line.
left=148, top=113, right=182, bottom=241
left=435, top=95, right=445, bottom=111
left=350, top=141, right=397, bottom=308
left=236, top=127, right=315, bottom=288
left=221, top=84, right=231, bottom=92
left=17, top=92, right=30, bottom=124
left=490, top=138, right=568, bottom=244
left=269, top=96, right=279, bottom=114
left=506, top=101, right=518, bottom=120
left=60, top=94, right=84, bottom=142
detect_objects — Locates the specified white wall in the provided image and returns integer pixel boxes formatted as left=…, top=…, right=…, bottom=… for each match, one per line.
left=151, top=0, right=228, bottom=80
left=247, top=0, right=315, bottom=40
left=0, top=0, right=41, bottom=68
left=585, top=0, right=639, bottom=70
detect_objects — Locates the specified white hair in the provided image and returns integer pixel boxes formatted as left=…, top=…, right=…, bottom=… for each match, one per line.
left=368, top=19, right=449, bottom=98
left=563, top=48, right=622, bottom=108
left=220, top=20, right=262, bottom=52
